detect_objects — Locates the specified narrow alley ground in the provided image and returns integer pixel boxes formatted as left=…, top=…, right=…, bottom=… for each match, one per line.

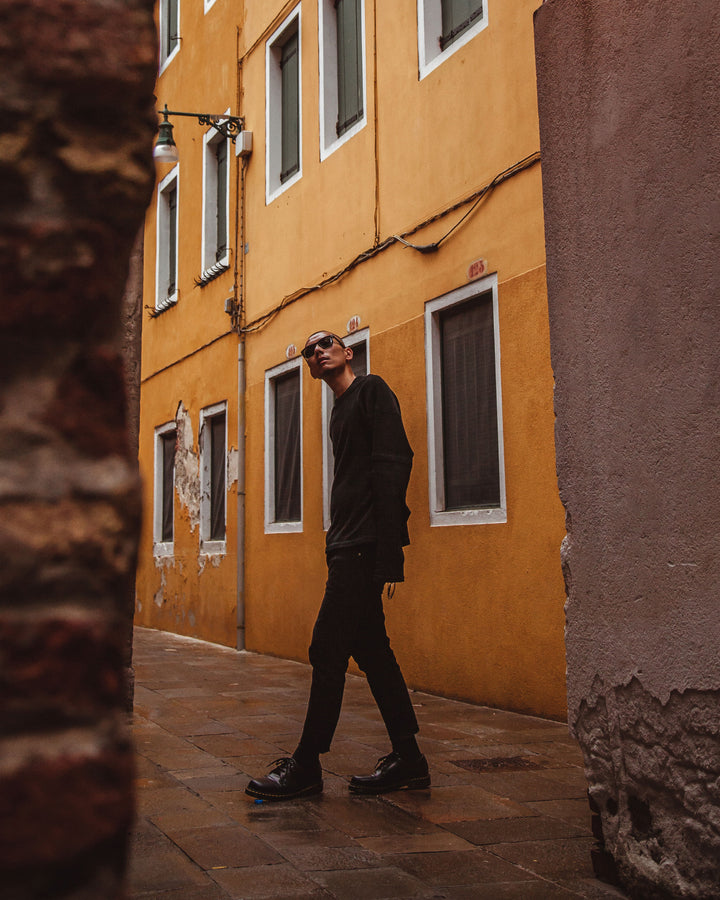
left=129, top=627, right=627, bottom=899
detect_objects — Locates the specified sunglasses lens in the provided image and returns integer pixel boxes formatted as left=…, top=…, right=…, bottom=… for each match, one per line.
left=302, top=336, right=335, bottom=358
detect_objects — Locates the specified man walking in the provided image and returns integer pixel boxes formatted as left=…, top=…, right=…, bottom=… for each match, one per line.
left=245, top=331, right=429, bottom=801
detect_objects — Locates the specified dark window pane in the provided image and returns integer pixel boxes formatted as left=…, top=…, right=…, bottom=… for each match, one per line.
left=215, top=140, right=228, bottom=261
left=274, top=370, right=301, bottom=521
left=280, top=32, right=300, bottom=182
left=209, top=413, right=226, bottom=540
left=167, top=184, right=177, bottom=297
left=164, top=0, right=179, bottom=59
left=161, top=430, right=176, bottom=542
left=440, top=291, right=500, bottom=509
left=440, top=0, right=483, bottom=50
left=349, top=340, right=367, bottom=377
left=336, top=0, right=363, bottom=136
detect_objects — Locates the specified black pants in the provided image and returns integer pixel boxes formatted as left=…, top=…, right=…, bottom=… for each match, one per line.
left=298, top=544, right=419, bottom=755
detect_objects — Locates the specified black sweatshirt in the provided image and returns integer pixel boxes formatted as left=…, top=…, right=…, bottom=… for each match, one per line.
left=326, top=374, right=413, bottom=583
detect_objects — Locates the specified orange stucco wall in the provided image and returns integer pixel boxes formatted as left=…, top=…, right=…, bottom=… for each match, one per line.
left=137, top=0, right=568, bottom=718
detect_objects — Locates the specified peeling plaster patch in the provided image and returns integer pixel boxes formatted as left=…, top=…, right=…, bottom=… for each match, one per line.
left=152, top=556, right=174, bottom=607
left=227, top=447, right=239, bottom=487
left=173, top=401, right=200, bottom=531
left=153, top=568, right=165, bottom=608
left=198, top=549, right=224, bottom=576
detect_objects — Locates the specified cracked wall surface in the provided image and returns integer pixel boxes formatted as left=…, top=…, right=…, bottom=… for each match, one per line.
left=535, top=1, right=720, bottom=896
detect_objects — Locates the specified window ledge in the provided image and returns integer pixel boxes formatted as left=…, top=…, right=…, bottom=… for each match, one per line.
left=153, top=541, right=175, bottom=557
left=430, top=507, right=507, bottom=527
left=150, top=294, right=178, bottom=317
left=200, top=540, right=226, bottom=556
left=265, top=521, right=303, bottom=534
left=196, top=261, right=230, bottom=287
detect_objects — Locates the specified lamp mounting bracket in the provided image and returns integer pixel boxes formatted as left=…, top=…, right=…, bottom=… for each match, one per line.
left=159, top=104, right=244, bottom=142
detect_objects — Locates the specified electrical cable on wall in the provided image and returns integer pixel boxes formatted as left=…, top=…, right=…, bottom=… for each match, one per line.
left=241, top=151, right=541, bottom=335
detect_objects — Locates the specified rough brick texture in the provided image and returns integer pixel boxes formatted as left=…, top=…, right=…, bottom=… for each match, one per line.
left=0, top=0, right=156, bottom=895
left=578, top=683, right=720, bottom=897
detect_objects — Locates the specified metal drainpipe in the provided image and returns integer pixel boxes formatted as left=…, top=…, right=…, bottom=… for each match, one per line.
left=234, top=84, right=248, bottom=649
left=236, top=330, right=246, bottom=650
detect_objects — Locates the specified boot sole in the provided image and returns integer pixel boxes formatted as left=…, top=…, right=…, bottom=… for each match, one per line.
left=348, top=774, right=431, bottom=795
left=245, top=781, right=323, bottom=802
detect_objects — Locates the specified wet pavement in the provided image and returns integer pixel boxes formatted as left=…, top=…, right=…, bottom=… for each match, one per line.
left=129, top=626, right=627, bottom=899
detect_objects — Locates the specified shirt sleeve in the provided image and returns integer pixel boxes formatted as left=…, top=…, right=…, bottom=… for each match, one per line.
left=363, top=377, right=413, bottom=583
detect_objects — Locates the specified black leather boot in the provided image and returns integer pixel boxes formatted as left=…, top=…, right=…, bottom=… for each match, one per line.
left=245, top=757, right=323, bottom=801
left=349, top=752, right=430, bottom=795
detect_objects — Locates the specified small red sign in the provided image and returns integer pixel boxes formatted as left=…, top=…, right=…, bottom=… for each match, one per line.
left=467, top=258, right=488, bottom=281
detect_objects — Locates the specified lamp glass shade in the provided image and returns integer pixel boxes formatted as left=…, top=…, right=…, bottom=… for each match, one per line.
left=154, top=120, right=179, bottom=162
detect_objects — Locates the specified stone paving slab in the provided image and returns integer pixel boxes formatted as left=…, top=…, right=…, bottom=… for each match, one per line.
left=128, top=627, right=628, bottom=899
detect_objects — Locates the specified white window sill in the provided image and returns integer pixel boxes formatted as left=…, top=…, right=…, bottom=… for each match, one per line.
left=200, top=540, right=226, bottom=556
left=430, top=507, right=507, bottom=527
left=154, top=292, right=178, bottom=315
left=153, top=541, right=175, bottom=557
left=265, top=521, right=303, bottom=534
left=266, top=169, right=302, bottom=206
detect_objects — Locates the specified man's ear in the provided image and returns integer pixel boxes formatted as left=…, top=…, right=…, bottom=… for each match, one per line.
left=345, top=346, right=354, bottom=362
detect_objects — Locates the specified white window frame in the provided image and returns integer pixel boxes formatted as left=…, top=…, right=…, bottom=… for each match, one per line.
left=202, top=123, right=231, bottom=276
left=153, top=420, right=176, bottom=557
left=425, top=274, right=506, bottom=526
left=155, top=165, right=179, bottom=311
left=266, top=6, right=303, bottom=204
left=321, top=328, right=369, bottom=529
left=204, top=0, right=217, bottom=14
left=159, top=0, right=181, bottom=73
left=199, top=401, right=228, bottom=554
left=417, top=0, right=488, bottom=80
left=265, top=358, right=303, bottom=533
left=318, top=0, right=367, bottom=161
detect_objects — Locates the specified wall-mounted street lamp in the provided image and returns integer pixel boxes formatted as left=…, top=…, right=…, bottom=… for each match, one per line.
left=154, top=104, right=252, bottom=162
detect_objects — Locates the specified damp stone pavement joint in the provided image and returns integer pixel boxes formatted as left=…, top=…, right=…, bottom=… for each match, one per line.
left=129, top=627, right=629, bottom=900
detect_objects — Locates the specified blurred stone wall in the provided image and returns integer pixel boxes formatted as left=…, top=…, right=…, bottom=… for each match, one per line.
left=534, top=1, right=720, bottom=897
left=0, top=0, right=157, bottom=896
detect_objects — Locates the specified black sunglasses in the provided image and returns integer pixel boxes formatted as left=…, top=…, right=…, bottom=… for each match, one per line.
left=301, top=335, right=340, bottom=359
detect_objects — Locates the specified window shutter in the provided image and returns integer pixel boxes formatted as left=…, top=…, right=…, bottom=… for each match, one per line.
left=161, top=430, right=176, bottom=542
left=280, top=33, right=300, bottom=182
left=215, top=140, right=228, bottom=261
left=167, top=185, right=177, bottom=297
left=440, top=0, right=483, bottom=50
left=440, top=291, right=500, bottom=509
left=336, top=0, right=363, bottom=136
left=209, top=413, right=226, bottom=540
left=274, top=370, right=301, bottom=521
left=164, top=0, right=179, bottom=60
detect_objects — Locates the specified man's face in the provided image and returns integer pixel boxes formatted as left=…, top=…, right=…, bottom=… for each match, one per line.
left=303, top=332, right=352, bottom=380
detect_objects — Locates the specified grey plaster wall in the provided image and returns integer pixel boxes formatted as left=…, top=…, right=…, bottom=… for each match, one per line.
left=534, top=1, right=720, bottom=896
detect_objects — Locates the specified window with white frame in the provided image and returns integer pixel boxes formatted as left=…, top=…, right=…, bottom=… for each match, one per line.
left=319, top=0, right=366, bottom=159
left=321, top=329, right=368, bottom=528
left=156, top=166, right=179, bottom=311
left=266, top=7, right=302, bottom=202
left=154, top=422, right=177, bottom=554
left=202, top=127, right=230, bottom=275
left=200, top=402, right=227, bottom=549
left=159, top=0, right=180, bottom=70
left=265, top=359, right=303, bottom=532
left=418, top=0, right=487, bottom=79
left=425, top=276, right=506, bottom=525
